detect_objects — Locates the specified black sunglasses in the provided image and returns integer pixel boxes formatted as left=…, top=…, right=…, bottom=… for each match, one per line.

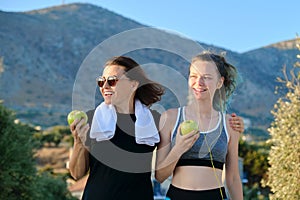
left=96, top=76, right=119, bottom=87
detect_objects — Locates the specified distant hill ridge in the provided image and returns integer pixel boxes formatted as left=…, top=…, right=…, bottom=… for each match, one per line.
left=0, top=3, right=298, bottom=132
left=266, top=39, right=298, bottom=49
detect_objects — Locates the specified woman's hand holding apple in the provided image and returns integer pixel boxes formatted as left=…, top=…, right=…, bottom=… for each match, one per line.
left=173, top=120, right=200, bottom=155
left=68, top=110, right=89, bottom=145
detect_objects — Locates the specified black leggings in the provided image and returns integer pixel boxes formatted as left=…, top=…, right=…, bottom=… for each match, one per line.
left=166, top=184, right=227, bottom=200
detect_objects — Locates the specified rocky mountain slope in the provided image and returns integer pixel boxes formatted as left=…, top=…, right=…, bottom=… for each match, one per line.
left=0, top=3, right=298, bottom=131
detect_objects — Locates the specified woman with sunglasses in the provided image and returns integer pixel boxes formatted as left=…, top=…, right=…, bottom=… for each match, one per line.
left=68, top=56, right=164, bottom=200
left=155, top=52, right=243, bottom=200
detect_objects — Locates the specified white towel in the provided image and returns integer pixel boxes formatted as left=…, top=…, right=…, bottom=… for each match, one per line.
left=90, top=100, right=160, bottom=146
left=90, top=103, right=117, bottom=141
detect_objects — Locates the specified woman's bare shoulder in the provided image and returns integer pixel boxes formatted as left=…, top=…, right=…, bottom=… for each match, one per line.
left=159, top=108, right=179, bottom=132
left=161, top=108, right=179, bottom=121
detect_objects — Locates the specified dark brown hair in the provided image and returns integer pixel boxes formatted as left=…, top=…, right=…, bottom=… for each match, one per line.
left=104, top=56, right=164, bottom=106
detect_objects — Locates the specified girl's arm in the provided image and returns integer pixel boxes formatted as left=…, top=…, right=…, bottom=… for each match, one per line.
left=225, top=114, right=243, bottom=200
left=155, top=109, right=199, bottom=183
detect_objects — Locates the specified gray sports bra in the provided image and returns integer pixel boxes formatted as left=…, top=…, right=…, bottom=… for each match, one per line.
left=171, top=107, right=229, bottom=170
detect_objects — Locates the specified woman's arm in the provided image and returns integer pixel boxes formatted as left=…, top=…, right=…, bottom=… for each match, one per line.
left=229, top=113, right=244, bottom=133
left=225, top=114, right=243, bottom=200
left=68, top=118, right=90, bottom=180
left=155, top=109, right=199, bottom=183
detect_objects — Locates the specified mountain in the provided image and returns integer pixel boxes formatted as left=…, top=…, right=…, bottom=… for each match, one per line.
left=0, top=3, right=298, bottom=132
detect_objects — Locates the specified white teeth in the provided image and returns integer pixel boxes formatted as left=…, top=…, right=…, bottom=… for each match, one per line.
left=104, top=91, right=113, bottom=95
left=195, top=88, right=207, bottom=92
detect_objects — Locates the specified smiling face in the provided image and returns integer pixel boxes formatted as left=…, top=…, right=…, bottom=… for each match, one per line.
left=99, top=65, right=137, bottom=110
left=189, top=60, right=224, bottom=102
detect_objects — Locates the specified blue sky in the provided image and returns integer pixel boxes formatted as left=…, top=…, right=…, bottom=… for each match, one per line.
left=0, top=0, right=299, bottom=53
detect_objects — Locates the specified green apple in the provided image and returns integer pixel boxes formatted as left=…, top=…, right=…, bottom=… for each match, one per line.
left=67, top=110, right=88, bottom=125
left=180, top=120, right=199, bottom=135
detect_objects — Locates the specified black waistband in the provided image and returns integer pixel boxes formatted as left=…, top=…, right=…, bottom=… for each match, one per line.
left=176, top=159, right=224, bottom=170
left=167, top=184, right=227, bottom=200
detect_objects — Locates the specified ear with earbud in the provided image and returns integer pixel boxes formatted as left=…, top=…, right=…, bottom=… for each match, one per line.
left=217, top=82, right=222, bottom=89
left=217, top=77, right=224, bottom=89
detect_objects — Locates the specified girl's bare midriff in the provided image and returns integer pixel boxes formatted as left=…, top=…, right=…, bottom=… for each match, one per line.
left=172, top=166, right=224, bottom=190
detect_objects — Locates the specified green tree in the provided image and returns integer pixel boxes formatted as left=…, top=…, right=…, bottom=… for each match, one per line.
left=262, top=38, right=300, bottom=199
left=42, top=125, right=71, bottom=147
left=239, top=139, right=270, bottom=199
left=0, top=102, right=76, bottom=200
left=239, top=140, right=269, bottom=185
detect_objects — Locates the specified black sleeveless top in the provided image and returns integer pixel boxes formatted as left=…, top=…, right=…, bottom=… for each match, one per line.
left=82, top=110, right=160, bottom=200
